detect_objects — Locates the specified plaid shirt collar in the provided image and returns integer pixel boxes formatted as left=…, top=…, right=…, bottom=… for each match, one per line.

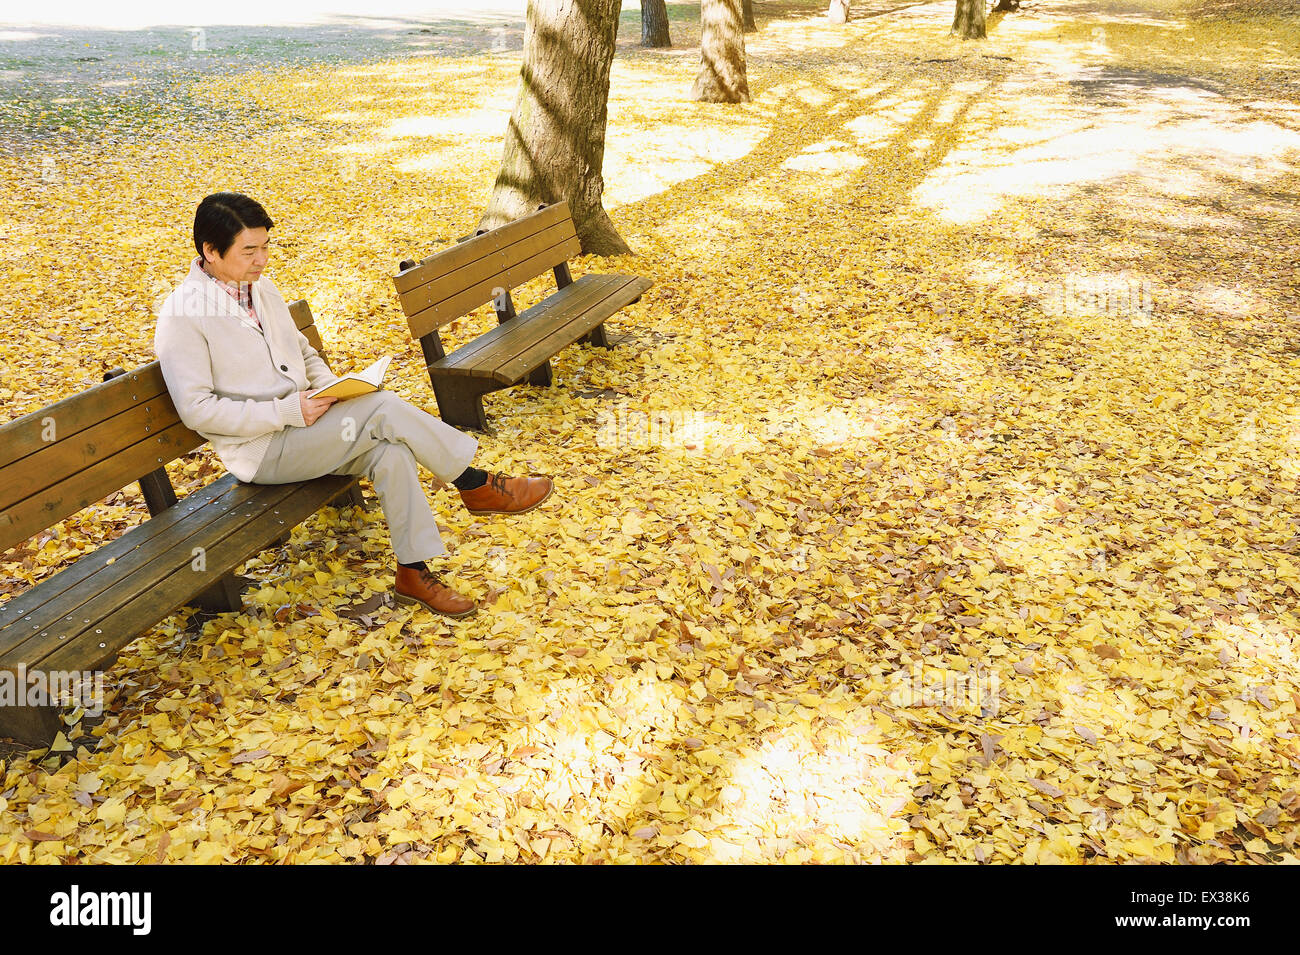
left=198, top=259, right=259, bottom=324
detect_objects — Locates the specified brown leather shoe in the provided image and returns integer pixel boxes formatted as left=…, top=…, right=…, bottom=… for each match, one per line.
left=459, top=472, right=553, bottom=515
left=394, top=566, right=477, bottom=618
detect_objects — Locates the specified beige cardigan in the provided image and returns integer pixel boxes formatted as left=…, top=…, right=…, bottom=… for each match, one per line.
left=154, top=259, right=339, bottom=482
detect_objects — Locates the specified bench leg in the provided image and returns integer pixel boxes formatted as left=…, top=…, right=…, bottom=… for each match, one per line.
left=527, top=360, right=553, bottom=388
left=0, top=700, right=63, bottom=747
left=432, top=377, right=492, bottom=432
left=342, top=485, right=365, bottom=509
left=586, top=323, right=613, bottom=349
left=192, top=574, right=251, bottom=614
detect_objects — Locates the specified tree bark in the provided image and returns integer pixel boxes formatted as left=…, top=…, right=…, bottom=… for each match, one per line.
left=691, top=0, right=750, bottom=103
left=951, top=0, right=987, bottom=38
left=828, top=0, right=850, bottom=23
left=742, top=0, right=757, bottom=31
left=478, top=0, right=630, bottom=256
left=642, top=0, right=672, bottom=47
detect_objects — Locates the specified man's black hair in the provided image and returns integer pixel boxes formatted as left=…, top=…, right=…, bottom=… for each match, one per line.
left=193, top=192, right=275, bottom=260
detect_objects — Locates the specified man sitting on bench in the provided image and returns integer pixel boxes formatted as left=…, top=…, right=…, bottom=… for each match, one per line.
left=155, top=192, right=552, bottom=618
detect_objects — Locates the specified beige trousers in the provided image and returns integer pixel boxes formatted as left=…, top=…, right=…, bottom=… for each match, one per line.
left=251, top=391, right=478, bottom=563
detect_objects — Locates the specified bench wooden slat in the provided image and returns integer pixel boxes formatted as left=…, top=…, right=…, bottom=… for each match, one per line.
left=287, top=299, right=326, bottom=357
left=0, top=468, right=266, bottom=633
left=3, top=475, right=354, bottom=673
left=0, top=365, right=170, bottom=472
left=0, top=419, right=204, bottom=554
left=401, top=232, right=583, bottom=340
left=432, top=274, right=633, bottom=381
left=0, top=396, right=184, bottom=514
left=37, top=475, right=355, bottom=674
left=287, top=299, right=314, bottom=330
left=397, top=219, right=577, bottom=325
left=393, top=202, right=569, bottom=295
left=0, top=475, right=272, bottom=647
left=492, top=277, right=650, bottom=384
left=0, top=478, right=303, bottom=668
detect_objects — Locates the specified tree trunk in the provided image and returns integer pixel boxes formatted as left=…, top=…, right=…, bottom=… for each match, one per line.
left=691, top=0, right=750, bottom=103
left=478, top=0, right=630, bottom=256
left=742, top=0, right=757, bottom=31
left=828, top=0, right=850, bottom=23
left=951, top=0, right=986, bottom=38
left=642, top=0, right=671, bottom=47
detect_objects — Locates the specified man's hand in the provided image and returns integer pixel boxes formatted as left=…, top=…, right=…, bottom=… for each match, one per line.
left=298, top=392, right=337, bottom=426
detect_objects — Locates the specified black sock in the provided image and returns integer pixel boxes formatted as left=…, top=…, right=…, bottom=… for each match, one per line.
left=398, top=560, right=427, bottom=571
left=452, top=466, right=489, bottom=491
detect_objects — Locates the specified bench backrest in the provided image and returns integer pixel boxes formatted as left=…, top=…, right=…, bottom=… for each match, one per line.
left=288, top=299, right=329, bottom=359
left=392, top=201, right=581, bottom=340
left=0, top=299, right=326, bottom=553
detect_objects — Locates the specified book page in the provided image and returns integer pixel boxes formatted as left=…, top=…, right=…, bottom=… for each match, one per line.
left=308, top=355, right=392, bottom=400
left=356, top=355, right=392, bottom=388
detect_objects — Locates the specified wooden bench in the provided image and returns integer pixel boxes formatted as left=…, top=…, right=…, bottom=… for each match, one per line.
left=392, top=200, right=652, bottom=430
left=0, top=301, right=361, bottom=746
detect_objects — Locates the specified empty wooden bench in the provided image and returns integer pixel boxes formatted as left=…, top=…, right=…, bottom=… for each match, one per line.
left=392, top=200, right=652, bottom=430
left=0, top=300, right=361, bottom=746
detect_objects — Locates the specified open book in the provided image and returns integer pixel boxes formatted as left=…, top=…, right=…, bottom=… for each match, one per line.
left=309, top=355, right=393, bottom=400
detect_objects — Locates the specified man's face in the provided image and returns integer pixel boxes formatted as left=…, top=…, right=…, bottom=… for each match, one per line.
left=203, top=226, right=270, bottom=284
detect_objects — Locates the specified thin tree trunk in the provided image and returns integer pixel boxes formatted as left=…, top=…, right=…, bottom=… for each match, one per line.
left=691, top=0, right=750, bottom=103
left=828, top=0, right=850, bottom=23
left=951, top=0, right=986, bottom=38
left=642, top=0, right=671, bottom=46
left=742, top=0, right=757, bottom=31
left=479, top=0, right=630, bottom=255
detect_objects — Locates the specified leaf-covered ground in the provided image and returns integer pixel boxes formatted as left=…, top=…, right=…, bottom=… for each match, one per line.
left=1, top=0, right=1299, bottom=863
